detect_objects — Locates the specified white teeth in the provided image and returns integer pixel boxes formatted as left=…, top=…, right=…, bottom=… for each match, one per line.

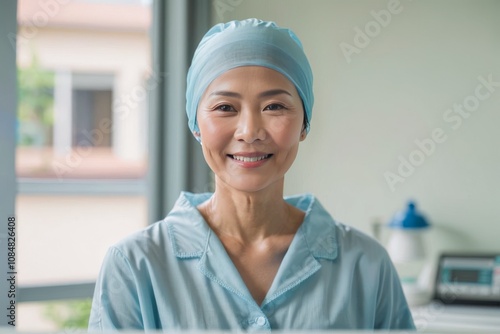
left=232, top=155, right=269, bottom=162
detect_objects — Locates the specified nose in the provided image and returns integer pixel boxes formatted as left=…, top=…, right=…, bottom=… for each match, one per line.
left=234, top=109, right=266, bottom=143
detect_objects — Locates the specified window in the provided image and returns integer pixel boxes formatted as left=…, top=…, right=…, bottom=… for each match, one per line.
left=71, top=73, right=114, bottom=149
left=16, top=0, right=152, bottom=330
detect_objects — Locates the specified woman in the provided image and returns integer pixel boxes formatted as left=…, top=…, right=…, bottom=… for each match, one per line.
left=88, top=19, right=415, bottom=331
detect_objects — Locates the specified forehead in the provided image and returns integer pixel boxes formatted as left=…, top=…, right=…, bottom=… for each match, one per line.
left=203, top=66, right=299, bottom=96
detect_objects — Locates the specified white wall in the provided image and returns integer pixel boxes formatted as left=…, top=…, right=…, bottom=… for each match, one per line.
left=214, top=0, right=500, bottom=258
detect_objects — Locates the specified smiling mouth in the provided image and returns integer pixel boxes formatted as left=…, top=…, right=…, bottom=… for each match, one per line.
left=228, top=154, right=273, bottom=162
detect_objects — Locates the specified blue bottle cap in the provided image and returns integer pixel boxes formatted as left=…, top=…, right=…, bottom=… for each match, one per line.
left=388, top=201, right=430, bottom=229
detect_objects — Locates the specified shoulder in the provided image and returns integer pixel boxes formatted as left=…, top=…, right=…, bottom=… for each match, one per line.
left=106, top=219, right=170, bottom=268
left=336, top=222, right=388, bottom=259
left=108, top=191, right=212, bottom=264
left=291, top=193, right=390, bottom=264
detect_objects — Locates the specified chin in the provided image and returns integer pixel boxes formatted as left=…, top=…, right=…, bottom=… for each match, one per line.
left=219, top=174, right=282, bottom=193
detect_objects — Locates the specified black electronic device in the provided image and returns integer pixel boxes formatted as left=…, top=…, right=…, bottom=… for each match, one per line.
left=434, top=253, right=500, bottom=306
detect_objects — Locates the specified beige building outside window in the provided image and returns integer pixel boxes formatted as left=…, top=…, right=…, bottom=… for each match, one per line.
left=16, top=0, right=152, bottom=330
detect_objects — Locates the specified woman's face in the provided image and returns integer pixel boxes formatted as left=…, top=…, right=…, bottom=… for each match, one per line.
left=196, top=66, right=306, bottom=193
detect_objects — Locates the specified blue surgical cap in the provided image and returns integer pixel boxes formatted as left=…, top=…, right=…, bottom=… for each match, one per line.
left=186, top=18, right=314, bottom=138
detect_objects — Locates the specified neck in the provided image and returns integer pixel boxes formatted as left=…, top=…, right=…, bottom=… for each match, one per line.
left=198, top=177, right=293, bottom=243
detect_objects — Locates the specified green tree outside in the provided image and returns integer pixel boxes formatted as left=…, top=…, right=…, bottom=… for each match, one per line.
left=43, top=299, right=92, bottom=329
left=17, top=55, right=55, bottom=146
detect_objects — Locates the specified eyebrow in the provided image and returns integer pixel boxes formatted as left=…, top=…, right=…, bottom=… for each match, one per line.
left=209, top=89, right=292, bottom=98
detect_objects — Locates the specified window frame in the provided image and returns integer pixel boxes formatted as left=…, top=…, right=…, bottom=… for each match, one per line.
left=0, top=0, right=18, bottom=326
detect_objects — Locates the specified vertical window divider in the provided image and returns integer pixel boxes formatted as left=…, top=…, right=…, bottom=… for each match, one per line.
left=148, top=0, right=212, bottom=224
left=0, top=0, right=18, bottom=327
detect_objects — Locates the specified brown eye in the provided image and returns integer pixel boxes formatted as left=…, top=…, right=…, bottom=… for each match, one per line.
left=215, top=104, right=235, bottom=112
left=264, top=104, right=285, bottom=111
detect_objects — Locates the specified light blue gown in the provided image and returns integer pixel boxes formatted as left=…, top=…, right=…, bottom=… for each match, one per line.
left=88, top=192, right=415, bottom=331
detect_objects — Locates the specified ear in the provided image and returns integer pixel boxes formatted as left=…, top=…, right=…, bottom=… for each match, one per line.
left=300, top=129, right=307, bottom=141
left=193, top=131, right=202, bottom=144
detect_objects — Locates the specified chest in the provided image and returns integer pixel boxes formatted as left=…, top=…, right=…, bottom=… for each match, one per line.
left=220, top=236, right=292, bottom=305
left=147, top=258, right=376, bottom=330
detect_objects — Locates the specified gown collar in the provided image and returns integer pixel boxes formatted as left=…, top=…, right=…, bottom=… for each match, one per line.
left=166, top=191, right=339, bottom=306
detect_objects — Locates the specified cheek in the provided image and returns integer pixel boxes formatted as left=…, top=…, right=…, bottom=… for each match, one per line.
left=269, top=117, right=303, bottom=147
left=198, top=116, right=232, bottom=152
